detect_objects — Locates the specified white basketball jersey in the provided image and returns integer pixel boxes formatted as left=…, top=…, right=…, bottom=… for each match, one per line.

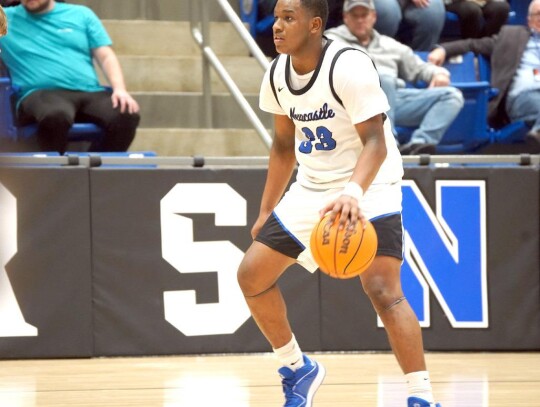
left=260, top=39, right=403, bottom=190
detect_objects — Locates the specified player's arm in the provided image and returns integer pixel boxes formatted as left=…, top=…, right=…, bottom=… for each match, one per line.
left=320, top=114, right=387, bottom=230
left=347, top=114, right=387, bottom=225
left=251, top=114, right=297, bottom=239
left=320, top=50, right=389, bottom=230
left=352, top=113, right=387, bottom=191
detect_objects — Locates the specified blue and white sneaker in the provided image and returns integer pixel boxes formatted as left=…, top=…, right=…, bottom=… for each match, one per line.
left=279, top=354, right=325, bottom=407
left=407, top=396, right=442, bottom=407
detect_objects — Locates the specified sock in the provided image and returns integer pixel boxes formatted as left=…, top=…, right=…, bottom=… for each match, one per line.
left=406, top=371, right=434, bottom=403
left=273, top=334, right=304, bottom=371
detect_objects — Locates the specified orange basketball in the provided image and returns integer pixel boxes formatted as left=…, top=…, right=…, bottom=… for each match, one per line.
left=310, top=213, right=378, bottom=279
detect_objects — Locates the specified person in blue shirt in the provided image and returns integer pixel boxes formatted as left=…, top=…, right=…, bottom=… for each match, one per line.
left=0, top=0, right=140, bottom=153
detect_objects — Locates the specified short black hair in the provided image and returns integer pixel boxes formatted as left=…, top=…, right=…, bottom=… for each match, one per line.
left=301, top=0, right=329, bottom=30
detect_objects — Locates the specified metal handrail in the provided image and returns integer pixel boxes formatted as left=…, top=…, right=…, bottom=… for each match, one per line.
left=188, top=0, right=272, bottom=150
left=1, top=155, right=539, bottom=168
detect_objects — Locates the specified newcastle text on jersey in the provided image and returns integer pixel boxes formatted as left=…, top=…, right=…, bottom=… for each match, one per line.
left=290, top=103, right=336, bottom=122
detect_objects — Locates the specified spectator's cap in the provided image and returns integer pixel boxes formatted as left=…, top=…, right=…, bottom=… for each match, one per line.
left=343, top=0, right=375, bottom=12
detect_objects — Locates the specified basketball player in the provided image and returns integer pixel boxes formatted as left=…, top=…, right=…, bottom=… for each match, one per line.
left=236, top=0, right=442, bottom=406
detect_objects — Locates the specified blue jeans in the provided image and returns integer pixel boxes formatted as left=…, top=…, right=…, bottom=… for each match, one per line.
left=374, top=0, right=445, bottom=50
left=380, top=75, right=464, bottom=144
left=506, top=88, right=540, bottom=133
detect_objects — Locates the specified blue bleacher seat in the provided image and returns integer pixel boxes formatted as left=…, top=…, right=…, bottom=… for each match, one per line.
left=395, top=51, right=492, bottom=153
left=0, top=76, right=104, bottom=146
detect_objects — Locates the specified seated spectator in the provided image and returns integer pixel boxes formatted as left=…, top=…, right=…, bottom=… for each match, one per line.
left=325, top=0, right=464, bottom=154
left=445, top=0, right=510, bottom=39
left=374, top=0, right=446, bottom=50
left=429, top=0, right=540, bottom=143
left=0, top=0, right=139, bottom=154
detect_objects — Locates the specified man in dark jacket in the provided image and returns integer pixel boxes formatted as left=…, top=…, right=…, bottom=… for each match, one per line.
left=429, top=0, right=540, bottom=138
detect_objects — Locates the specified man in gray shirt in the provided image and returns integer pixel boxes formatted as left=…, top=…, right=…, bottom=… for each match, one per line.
left=325, top=0, right=464, bottom=155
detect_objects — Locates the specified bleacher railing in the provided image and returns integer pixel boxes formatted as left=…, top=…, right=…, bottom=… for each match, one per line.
left=188, top=0, right=272, bottom=150
left=1, top=154, right=539, bottom=168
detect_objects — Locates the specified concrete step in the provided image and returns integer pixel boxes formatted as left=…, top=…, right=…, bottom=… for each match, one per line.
left=100, top=55, right=264, bottom=93
left=70, top=0, right=240, bottom=21
left=130, top=128, right=271, bottom=157
left=103, top=21, right=250, bottom=57
left=133, top=92, right=272, bottom=129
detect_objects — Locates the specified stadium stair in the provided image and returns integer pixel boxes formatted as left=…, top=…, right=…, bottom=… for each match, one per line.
left=71, top=0, right=272, bottom=156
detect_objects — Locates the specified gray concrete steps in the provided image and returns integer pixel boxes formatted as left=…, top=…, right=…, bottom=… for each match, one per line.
left=70, top=0, right=239, bottom=21
left=112, top=55, right=264, bottom=93
left=133, top=92, right=271, bottom=129
left=103, top=21, right=250, bottom=57
left=88, top=7, right=270, bottom=156
left=130, top=128, right=271, bottom=157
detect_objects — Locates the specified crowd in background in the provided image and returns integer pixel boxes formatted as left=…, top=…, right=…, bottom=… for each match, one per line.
left=257, top=0, right=512, bottom=55
left=256, top=0, right=540, bottom=154
left=0, top=0, right=538, bottom=154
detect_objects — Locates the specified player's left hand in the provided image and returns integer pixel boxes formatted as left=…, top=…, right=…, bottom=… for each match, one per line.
left=319, top=195, right=367, bottom=231
left=111, top=90, right=140, bottom=114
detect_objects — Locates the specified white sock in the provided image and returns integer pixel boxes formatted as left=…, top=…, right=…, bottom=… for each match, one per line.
left=406, top=371, right=434, bottom=403
left=273, top=334, right=304, bottom=371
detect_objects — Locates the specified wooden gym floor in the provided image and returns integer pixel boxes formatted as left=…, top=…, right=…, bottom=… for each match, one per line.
left=0, top=352, right=538, bottom=406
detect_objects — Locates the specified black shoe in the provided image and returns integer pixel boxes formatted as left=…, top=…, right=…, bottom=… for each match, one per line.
left=399, top=142, right=436, bottom=155
left=410, top=143, right=436, bottom=155
left=398, top=142, right=416, bottom=155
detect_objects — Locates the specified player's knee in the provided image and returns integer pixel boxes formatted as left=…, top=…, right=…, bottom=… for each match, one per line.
left=237, top=256, right=258, bottom=295
left=361, top=276, right=398, bottom=308
left=237, top=254, right=278, bottom=297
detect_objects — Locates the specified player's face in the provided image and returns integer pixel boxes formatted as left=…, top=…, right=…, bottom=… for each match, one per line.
left=21, top=0, right=54, bottom=14
left=343, top=6, right=376, bottom=43
left=528, top=1, right=540, bottom=33
left=273, top=0, right=317, bottom=55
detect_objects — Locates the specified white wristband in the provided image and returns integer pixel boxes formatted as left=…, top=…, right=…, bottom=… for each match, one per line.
left=341, top=182, right=364, bottom=202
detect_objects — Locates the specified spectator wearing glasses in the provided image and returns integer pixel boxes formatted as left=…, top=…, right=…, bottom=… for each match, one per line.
left=429, top=0, right=540, bottom=142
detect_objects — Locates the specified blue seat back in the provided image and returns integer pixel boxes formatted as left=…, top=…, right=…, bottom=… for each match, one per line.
left=0, top=77, right=18, bottom=140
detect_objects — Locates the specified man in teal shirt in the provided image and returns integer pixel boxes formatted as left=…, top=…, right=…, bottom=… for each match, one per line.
left=0, top=0, right=140, bottom=153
